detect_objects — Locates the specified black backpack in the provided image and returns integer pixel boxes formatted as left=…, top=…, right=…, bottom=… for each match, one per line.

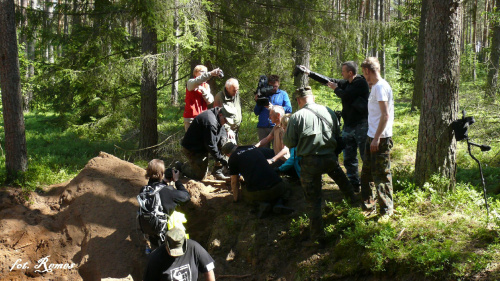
left=136, top=183, right=170, bottom=243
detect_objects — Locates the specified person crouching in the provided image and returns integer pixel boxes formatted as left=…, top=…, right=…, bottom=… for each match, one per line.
left=221, top=142, right=294, bottom=218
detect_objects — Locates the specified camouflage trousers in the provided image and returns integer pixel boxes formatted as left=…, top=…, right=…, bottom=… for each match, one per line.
left=360, top=137, right=394, bottom=215
left=342, top=120, right=368, bottom=188
left=300, top=154, right=355, bottom=240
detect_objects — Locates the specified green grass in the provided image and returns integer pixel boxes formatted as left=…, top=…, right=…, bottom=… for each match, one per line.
left=0, top=112, right=120, bottom=189
left=294, top=181, right=500, bottom=280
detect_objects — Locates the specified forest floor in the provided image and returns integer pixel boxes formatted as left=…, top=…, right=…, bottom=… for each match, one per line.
left=0, top=152, right=498, bottom=281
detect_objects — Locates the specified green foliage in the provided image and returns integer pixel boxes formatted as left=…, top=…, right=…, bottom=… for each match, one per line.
left=297, top=181, right=500, bottom=279
left=289, top=214, right=309, bottom=238
left=0, top=112, right=126, bottom=190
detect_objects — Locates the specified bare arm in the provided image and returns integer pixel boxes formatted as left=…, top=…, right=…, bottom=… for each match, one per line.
left=370, top=101, right=390, bottom=152
left=204, top=270, right=216, bottom=281
left=255, top=130, right=274, bottom=147
left=269, top=146, right=289, bottom=164
left=231, top=175, right=240, bottom=202
left=187, top=68, right=221, bottom=91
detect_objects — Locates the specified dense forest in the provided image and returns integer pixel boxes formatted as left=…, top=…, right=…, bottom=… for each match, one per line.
left=1, top=0, right=500, bottom=280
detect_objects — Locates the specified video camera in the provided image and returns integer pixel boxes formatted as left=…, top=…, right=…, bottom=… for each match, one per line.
left=164, top=167, right=178, bottom=182
left=255, top=75, right=275, bottom=107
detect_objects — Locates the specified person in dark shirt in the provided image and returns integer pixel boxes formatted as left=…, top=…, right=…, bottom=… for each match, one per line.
left=179, top=106, right=235, bottom=181
left=143, top=227, right=215, bottom=281
left=144, top=159, right=191, bottom=248
left=299, top=62, right=369, bottom=192
left=221, top=142, right=293, bottom=218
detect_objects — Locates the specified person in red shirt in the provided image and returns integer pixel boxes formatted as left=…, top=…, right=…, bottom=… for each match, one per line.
left=183, top=65, right=223, bottom=131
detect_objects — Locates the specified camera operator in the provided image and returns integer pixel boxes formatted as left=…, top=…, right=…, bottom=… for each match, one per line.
left=254, top=75, right=292, bottom=149
left=183, top=65, right=223, bottom=131
left=298, top=62, right=369, bottom=192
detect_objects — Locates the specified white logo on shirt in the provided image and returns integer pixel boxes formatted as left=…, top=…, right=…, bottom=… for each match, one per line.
left=170, top=264, right=191, bottom=281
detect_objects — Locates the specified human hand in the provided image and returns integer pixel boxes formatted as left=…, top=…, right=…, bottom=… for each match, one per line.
left=210, top=68, right=221, bottom=77
left=327, top=81, right=338, bottom=90
left=370, top=138, right=380, bottom=153
left=267, top=158, right=275, bottom=165
left=172, top=169, right=180, bottom=181
left=299, top=65, right=310, bottom=75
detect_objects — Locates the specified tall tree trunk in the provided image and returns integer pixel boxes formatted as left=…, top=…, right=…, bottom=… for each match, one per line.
left=378, top=0, right=385, bottom=77
left=19, top=0, right=27, bottom=46
left=45, top=0, right=54, bottom=63
left=292, top=37, right=310, bottom=89
left=415, top=0, right=462, bottom=191
left=372, top=0, right=379, bottom=56
left=0, top=0, right=29, bottom=181
left=357, top=0, right=365, bottom=58
left=486, top=0, right=500, bottom=98
left=171, top=0, right=180, bottom=105
left=72, top=0, right=80, bottom=26
left=483, top=0, right=490, bottom=50
left=411, top=0, right=429, bottom=111
left=472, top=0, right=478, bottom=82
left=139, top=26, right=159, bottom=159
left=396, top=0, right=401, bottom=70
left=364, top=0, right=371, bottom=57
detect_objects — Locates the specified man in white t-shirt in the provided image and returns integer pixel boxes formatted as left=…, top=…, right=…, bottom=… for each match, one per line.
left=360, top=57, right=394, bottom=217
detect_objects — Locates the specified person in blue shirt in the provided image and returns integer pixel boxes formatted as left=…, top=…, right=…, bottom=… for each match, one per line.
left=254, top=75, right=292, bottom=148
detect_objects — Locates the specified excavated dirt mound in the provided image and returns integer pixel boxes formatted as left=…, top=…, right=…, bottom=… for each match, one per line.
left=0, top=152, right=347, bottom=281
left=0, top=152, right=243, bottom=281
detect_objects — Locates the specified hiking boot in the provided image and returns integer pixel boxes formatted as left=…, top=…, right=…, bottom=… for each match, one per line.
left=257, top=202, right=272, bottom=219
left=214, top=172, right=230, bottom=181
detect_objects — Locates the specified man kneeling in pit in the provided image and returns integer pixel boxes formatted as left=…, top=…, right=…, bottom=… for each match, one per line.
left=221, top=142, right=294, bottom=218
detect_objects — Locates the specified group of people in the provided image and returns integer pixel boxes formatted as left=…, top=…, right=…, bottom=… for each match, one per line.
left=142, top=56, right=395, bottom=280
left=292, top=57, right=395, bottom=246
